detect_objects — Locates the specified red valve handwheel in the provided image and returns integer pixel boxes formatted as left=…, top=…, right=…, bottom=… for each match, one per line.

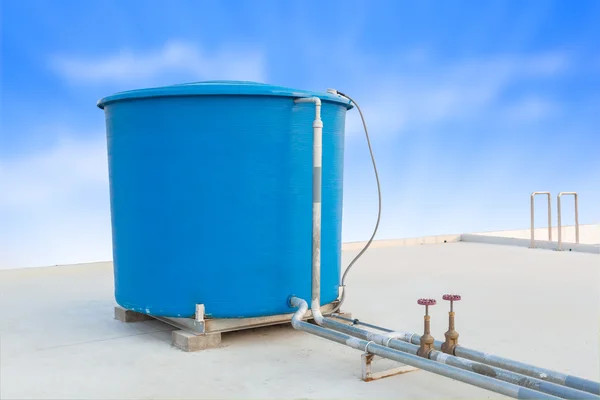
left=442, top=294, right=461, bottom=301
left=417, top=298, right=437, bottom=306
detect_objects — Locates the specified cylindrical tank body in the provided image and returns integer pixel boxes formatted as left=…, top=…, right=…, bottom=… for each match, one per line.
left=98, top=81, right=352, bottom=318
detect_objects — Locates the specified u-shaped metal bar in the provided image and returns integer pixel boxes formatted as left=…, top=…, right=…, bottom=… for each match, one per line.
left=530, top=192, right=552, bottom=248
left=557, top=192, right=579, bottom=250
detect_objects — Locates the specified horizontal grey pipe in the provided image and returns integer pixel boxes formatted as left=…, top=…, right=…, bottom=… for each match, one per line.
left=329, top=315, right=600, bottom=396
left=321, top=317, right=599, bottom=400
left=453, top=347, right=600, bottom=396
left=289, top=298, right=559, bottom=400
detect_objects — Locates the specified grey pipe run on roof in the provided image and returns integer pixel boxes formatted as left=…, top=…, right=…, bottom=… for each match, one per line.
left=320, top=316, right=599, bottom=400
left=331, top=314, right=600, bottom=396
left=289, top=297, right=560, bottom=400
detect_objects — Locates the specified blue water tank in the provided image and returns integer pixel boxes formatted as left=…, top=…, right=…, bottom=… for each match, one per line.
left=97, top=81, right=352, bottom=318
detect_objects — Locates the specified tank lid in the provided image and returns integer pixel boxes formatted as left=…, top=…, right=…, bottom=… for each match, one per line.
left=97, top=80, right=353, bottom=109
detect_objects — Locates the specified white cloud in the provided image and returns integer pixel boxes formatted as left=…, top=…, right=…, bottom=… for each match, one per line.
left=342, top=52, right=569, bottom=139
left=51, top=41, right=266, bottom=83
left=1, top=135, right=108, bottom=208
left=501, top=96, right=559, bottom=122
left=0, top=134, right=112, bottom=269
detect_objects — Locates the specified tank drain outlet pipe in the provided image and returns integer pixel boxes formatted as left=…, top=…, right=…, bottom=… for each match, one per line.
left=317, top=316, right=599, bottom=400
left=294, top=97, right=324, bottom=325
left=288, top=297, right=559, bottom=400
left=329, top=315, right=600, bottom=396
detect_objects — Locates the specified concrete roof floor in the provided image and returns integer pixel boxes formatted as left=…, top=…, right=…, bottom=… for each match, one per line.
left=1, top=241, right=598, bottom=399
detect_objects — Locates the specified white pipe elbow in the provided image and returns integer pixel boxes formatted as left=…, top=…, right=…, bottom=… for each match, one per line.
left=289, top=296, right=309, bottom=329
left=311, top=299, right=324, bottom=325
left=294, top=97, right=322, bottom=122
left=294, top=96, right=321, bottom=106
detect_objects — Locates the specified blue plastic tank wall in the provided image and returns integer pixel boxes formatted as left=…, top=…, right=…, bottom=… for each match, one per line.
left=98, top=81, right=352, bottom=318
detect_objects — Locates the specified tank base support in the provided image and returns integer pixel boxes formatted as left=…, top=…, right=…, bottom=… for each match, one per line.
left=172, top=330, right=221, bottom=352
left=114, top=306, right=154, bottom=323
left=153, top=301, right=343, bottom=335
left=113, top=302, right=349, bottom=352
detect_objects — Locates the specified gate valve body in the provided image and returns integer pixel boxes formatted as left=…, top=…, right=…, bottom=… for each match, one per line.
left=441, top=294, right=461, bottom=355
left=417, top=298, right=436, bottom=358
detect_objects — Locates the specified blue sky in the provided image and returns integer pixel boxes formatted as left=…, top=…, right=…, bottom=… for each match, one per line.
left=1, top=0, right=599, bottom=268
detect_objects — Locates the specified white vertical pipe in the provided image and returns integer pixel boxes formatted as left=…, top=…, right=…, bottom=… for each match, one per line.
left=294, top=97, right=324, bottom=324
left=557, top=195, right=562, bottom=249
